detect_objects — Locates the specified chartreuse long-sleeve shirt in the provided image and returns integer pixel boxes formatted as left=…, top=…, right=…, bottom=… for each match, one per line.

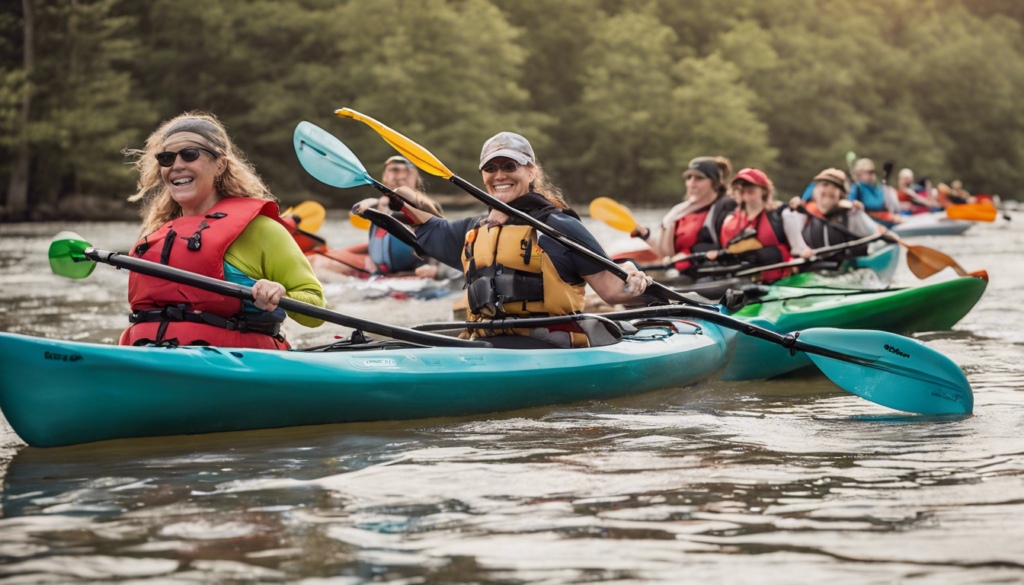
left=222, top=215, right=325, bottom=328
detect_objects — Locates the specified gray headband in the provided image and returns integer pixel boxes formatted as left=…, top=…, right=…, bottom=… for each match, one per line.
left=686, top=158, right=721, bottom=184
left=163, top=119, right=226, bottom=153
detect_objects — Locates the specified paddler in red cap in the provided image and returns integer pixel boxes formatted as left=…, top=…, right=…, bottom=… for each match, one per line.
left=703, top=168, right=793, bottom=283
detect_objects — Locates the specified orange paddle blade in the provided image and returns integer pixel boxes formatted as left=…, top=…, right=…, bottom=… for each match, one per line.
left=589, top=197, right=638, bottom=233
left=904, top=243, right=969, bottom=279
left=349, top=214, right=371, bottom=230
left=946, top=203, right=998, bottom=222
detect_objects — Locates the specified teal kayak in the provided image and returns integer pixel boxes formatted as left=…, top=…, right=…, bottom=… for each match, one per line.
left=722, top=276, right=987, bottom=380
left=0, top=318, right=736, bottom=448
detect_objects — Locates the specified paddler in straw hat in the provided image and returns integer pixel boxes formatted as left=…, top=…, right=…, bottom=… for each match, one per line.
left=628, top=156, right=739, bottom=283
left=782, top=168, right=883, bottom=262
left=354, top=131, right=655, bottom=349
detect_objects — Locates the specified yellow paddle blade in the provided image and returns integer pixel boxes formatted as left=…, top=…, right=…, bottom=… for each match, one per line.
left=289, top=201, right=327, bottom=232
left=335, top=108, right=454, bottom=179
left=946, top=203, right=998, bottom=222
left=588, top=197, right=638, bottom=233
left=349, top=213, right=371, bottom=230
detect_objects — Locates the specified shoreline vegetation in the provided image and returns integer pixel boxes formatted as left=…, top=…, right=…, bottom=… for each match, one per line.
left=3, top=1, right=1024, bottom=221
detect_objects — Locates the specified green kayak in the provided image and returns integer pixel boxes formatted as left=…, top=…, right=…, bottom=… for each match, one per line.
left=655, top=242, right=900, bottom=302
left=0, top=317, right=736, bottom=448
left=722, top=275, right=987, bottom=380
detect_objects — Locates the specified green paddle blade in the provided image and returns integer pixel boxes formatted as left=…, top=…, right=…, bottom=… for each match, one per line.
left=49, top=231, right=96, bottom=279
left=845, top=151, right=857, bottom=169
left=294, top=121, right=374, bottom=190
left=800, top=328, right=973, bottom=415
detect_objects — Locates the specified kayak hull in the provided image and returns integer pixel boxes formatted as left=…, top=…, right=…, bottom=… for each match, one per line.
left=721, top=276, right=987, bottom=381
left=892, top=213, right=972, bottom=237
left=0, top=320, right=736, bottom=448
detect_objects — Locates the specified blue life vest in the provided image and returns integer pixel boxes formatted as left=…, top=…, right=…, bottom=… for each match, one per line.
left=368, top=224, right=421, bottom=274
left=849, top=182, right=887, bottom=211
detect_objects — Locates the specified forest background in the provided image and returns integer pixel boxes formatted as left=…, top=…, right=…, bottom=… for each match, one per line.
left=2, top=0, right=1023, bottom=220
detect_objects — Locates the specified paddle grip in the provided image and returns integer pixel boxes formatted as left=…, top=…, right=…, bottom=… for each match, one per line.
left=83, top=248, right=487, bottom=348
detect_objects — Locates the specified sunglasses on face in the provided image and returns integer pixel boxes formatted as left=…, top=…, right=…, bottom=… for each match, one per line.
left=155, top=147, right=218, bottom=168
left=481, top=160, right=521, bottom=174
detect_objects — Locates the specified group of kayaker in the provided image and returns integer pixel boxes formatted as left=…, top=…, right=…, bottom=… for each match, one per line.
left=114, top=112, right=962, bottom=352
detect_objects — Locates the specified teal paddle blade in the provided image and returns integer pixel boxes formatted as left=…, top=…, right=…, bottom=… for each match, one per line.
left=48, top=231, right=96, bottom=279
left=294, top=121, right=373, bottom=189
left=800, top=328, right=973, bottom=415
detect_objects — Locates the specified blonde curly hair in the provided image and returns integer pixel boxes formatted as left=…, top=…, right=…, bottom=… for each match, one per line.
left=125, top=112, right=275, bottom=237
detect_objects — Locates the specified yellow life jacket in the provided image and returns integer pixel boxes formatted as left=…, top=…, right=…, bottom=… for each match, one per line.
left=461, top=222, right=587, bottom=344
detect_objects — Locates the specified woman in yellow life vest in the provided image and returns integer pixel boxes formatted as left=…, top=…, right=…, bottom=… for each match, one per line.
left=354, top=132, right=654, bottom=349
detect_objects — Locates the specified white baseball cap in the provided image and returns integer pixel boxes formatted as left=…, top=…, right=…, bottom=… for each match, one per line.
left=479, top=132, right=535, bottom=169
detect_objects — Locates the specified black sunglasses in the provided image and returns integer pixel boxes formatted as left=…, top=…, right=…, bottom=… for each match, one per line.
left=155, top=147, right=218, bottom=168
left=481, top=160, right=521, bottom=174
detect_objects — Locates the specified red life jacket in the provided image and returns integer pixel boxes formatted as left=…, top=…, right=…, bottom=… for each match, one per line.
left=672, top=211, right=709, bottom=271
left=720, top=208, right=793, bottom=283
left=120, top=197, right=291, bottom=350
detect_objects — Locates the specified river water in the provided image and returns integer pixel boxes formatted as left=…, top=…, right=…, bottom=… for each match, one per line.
left=0, top=211, right=1022, bottom=583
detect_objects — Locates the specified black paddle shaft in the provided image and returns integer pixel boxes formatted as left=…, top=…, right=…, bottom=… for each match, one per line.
left=448, top=176, right=705, bottom=308
left=84, top=248, right=488, bottom=348
left=443, top=176, right=884, bottom=367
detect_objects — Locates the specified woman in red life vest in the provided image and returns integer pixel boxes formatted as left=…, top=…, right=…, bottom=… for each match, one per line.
left=120, top=112, right=325, bottom=349
left=705, top=168, right=793, bottom=283
left=630, top=156, right=738, bottom=283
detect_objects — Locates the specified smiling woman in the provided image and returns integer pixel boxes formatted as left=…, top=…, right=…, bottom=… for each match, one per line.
left=355, top=132, right=655, bottom=349
left=119, top=112, right=325, bottom=350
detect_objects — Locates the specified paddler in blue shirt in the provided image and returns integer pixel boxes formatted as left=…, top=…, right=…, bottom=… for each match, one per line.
left=848, top=158, right=902, bottom=226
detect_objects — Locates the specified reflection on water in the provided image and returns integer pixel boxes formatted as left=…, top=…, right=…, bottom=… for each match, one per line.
left=0, top=212, right=1022, bottom=582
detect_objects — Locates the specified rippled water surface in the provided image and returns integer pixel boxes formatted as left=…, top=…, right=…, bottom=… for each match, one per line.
left=0, top=211, right=1022, bottom=583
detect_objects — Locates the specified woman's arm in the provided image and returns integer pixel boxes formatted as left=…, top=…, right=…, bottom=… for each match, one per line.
left=583, top=262, right=653, bottom=305
left=226, top=215, right=326, bottom=327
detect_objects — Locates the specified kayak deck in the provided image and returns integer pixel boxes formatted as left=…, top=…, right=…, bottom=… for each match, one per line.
left=721, top=276, right=987, bottom=381
left=0, top=319, right=736, bottom=447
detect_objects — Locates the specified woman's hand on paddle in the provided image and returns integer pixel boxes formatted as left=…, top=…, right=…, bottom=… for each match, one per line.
left=706, top=250, right=719, bottom=261
left=622, top=262, right=653, bottom=296
left=351, top=198, right=379, bottom=216
left=630, top=225, right=650, bottom=240
left=789, top=197, right=803, bottom=210
left=252, top=279, right=286, bottom=312
left=800, top=248, right=815, bottom=259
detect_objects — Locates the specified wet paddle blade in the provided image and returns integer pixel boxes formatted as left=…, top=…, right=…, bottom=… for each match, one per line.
left=799, top=328, right=973, bottom=415
left=48, top=231, right=96, bottom=279
left=905, top=244, right=968, bottom=278
left=289, top=201, right=326, bottom=233
left=589, top=197, right=638, bottom=233
left=350, top=214, right=371, bottom=230
left=946, top=203, right=998, bottom=222
left=294, top=121, right=374, bottom=190
left=335, top=108, right=454, bottom=179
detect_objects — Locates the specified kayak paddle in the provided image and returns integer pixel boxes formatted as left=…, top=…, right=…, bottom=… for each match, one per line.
left=281, top=200, right=327, bottom=233
left=589, top=197, right=639, bottom=233
left=946, top=203, right=999, bottom=222
left=796, top=205, right=984, bottom=280
left=48, top=234, right=485, bottom=349
left=350, top=214, right=372, bottom=230
left=336, top=108, right=973, bottom=415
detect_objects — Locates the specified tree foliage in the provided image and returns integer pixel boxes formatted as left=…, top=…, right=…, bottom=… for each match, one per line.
left=2, top=0, right=1024, bottom=218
